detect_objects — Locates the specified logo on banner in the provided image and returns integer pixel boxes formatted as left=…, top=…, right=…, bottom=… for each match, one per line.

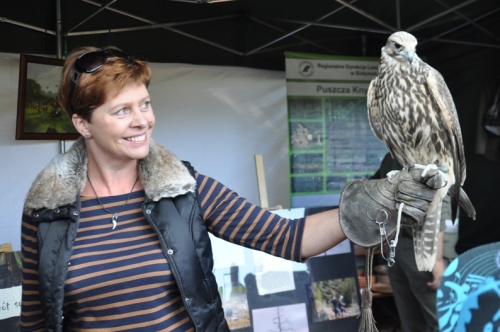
left=298, top=61, right=314, bottom=77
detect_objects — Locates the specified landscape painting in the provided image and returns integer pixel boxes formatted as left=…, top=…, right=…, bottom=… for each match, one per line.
left=16, top=54, right=78, bottom=140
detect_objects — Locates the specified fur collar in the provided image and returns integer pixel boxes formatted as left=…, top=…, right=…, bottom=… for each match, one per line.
left=24, top=137, right=196, bottom=211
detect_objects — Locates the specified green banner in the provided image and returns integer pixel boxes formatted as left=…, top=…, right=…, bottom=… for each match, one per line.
left=285, top=52, right=387, bottom=208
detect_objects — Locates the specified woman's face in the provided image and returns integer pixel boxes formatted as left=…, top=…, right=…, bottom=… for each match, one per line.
left=73, top=83, right=155, bottom=164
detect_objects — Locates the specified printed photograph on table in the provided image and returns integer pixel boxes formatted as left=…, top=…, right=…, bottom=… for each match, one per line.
left=310, top=277, right=360, bottom=323
left=207, top=207, right=362, bottom=331
left=209, top=234, right=251, bottom=330
left=221, top=265, right=251, bottom=330
left=252, top=303, right=309, bottom=332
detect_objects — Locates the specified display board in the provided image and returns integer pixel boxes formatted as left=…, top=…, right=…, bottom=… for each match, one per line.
left=211, top=207, right=361, bottom=331
left=285, top=52, right=387, bottom=208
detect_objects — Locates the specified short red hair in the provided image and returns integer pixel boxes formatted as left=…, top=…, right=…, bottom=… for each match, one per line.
left=57, top=46, right=151, bottom=122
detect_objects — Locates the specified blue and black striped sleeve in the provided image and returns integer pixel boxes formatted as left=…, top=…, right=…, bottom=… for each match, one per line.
left=195, top=172, right=305, bottom=262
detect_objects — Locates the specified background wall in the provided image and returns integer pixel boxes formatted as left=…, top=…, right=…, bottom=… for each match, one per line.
left=0, top=53, right=290, bottom=250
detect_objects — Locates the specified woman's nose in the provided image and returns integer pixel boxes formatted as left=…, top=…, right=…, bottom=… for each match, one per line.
left=131, top=108, right=149, bottom=127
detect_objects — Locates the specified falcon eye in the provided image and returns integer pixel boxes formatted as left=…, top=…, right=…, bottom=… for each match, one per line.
left=394, top=42, right=402, bottom=49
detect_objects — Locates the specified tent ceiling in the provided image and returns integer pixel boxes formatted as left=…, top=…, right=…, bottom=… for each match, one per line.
left=1, top=0, right=499, bottom=70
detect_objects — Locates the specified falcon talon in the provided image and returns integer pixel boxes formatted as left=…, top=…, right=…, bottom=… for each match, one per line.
left=386, top=170, right=400, bottom=180
left=419, top=164, right=439, bottom=185
left=412, top=164, right=426, bottom=170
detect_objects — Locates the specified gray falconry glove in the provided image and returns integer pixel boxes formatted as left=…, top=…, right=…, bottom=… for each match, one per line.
left=340, top=166, right=447, bottom=332
left=339, top=166, right=447, bottom=248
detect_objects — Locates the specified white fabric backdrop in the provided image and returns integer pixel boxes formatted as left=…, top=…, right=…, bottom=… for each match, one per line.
left=0, top=53, right=290, bottom=250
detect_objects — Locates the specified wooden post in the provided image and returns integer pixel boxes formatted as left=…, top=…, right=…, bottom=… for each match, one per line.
left=254, top=154, right=282, bottom=211
left=0, top=243, right=13, bottom=253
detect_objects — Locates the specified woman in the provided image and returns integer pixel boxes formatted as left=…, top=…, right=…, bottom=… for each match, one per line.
left=20, top=46, right=443, bottom=331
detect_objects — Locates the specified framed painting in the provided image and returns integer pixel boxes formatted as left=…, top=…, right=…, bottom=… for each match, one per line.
left=15, top=54, right=79, bottom=140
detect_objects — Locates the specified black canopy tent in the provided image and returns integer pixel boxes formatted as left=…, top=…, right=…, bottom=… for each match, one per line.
left=1, top=0, right=499, bottom=69
left=1, top=0, right=499, bottom=252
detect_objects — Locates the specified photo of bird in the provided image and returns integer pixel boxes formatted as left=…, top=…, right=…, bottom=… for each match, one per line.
left=367, top=31, right=476, bottom=272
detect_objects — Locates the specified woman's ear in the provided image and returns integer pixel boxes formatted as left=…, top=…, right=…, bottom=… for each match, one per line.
left=72, top=114, right=89, bottom=137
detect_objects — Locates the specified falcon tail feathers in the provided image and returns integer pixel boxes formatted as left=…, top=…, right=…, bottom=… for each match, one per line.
left=448, top=187, right=476, bottom=221
left=413, top=196, right=442, bottom=272
left=458, top=187, right=476, bottom=220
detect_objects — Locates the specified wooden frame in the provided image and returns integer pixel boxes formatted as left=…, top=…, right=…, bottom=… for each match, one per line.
left=16, top=54, right=79, bottom=140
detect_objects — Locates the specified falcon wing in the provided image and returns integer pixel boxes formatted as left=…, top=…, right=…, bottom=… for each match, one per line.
left=425, top=66, right=475, bottom=220
left=367, top=77, right=384, bottom=142
left=424, top=67, right=466, bottom=184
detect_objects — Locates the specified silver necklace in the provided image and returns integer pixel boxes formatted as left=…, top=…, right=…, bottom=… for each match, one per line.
left=86, top=174, right=139, bottom=229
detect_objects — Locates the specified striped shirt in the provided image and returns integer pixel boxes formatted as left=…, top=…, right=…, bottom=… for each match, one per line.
left=21, top=171, right=305, bottom=331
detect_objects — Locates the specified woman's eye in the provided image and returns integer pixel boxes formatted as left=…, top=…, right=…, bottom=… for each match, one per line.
left=116, top=108, right=127, bottom=115
left=141, top=101, right=151, bottom=109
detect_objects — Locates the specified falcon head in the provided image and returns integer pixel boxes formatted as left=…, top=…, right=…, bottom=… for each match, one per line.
left=383, top=31, right=418, bottom=64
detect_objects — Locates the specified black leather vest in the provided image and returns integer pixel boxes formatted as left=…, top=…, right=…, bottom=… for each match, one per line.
left=35, top=185, right=229, bottom=331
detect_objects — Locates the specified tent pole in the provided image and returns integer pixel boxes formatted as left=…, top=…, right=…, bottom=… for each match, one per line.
left=432, top=38, right=500, bottom=49
left=249, top=17, right=339, bottom=55
left=420, top=7, right=500, bottom=47
left=81, top=0, right=155, bottom=24
left=261, top=18, right=390, bottom=35
left=163, top=27, right=244, bottom=55
left=56, top=0, right=62, bottom=59
left=67, top=15, right=239, bottom=36
left=246, top=0, right=358, bottom=56
left=406, top=0, right=477, bottom=32
left=0, top=17, right=55, bottom=35
left=432, top=0, right=500, bottom=43
left=56, top=0, right=66, bottom=154
left=68, top=0, right=117, bottom=33
left=334, top=0, right=397, bottom=32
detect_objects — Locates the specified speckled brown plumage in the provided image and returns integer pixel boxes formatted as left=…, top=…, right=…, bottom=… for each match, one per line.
left=368, top=31, right=475, bottom=271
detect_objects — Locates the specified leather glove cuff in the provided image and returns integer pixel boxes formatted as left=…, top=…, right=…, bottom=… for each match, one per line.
left=338, top=167, right=445, bottom=248
left=339, top=180, right=403, bottom=247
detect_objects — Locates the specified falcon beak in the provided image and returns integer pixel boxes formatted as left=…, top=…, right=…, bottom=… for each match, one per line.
left=401, top=50, right=414, bottom=63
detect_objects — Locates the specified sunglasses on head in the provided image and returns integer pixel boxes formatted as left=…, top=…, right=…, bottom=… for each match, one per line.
left=69, top=48, right=129, bottom=114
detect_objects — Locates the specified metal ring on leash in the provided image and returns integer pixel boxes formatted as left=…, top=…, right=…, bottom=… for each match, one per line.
left=375, top=209, right=395, bottom=266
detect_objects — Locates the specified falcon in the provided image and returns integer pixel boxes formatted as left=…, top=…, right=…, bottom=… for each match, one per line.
left=367, top=31, right=476, bottom=272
